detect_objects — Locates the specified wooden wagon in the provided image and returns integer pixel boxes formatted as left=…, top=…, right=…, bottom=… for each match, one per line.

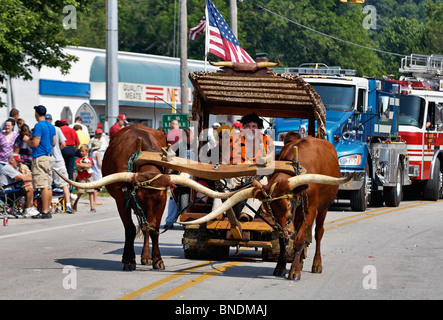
left=135, top=59, right=327, bottom=260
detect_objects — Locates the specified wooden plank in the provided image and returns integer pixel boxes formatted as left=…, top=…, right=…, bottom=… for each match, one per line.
left=207, top=220, right=274, bottom=232
left=134, top=151, right=296, bottom=180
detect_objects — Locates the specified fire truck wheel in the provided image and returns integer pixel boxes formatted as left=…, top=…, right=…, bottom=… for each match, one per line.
left=424, top=158, right=442, bottom=201
left=384, top=165, right=403, bottom=207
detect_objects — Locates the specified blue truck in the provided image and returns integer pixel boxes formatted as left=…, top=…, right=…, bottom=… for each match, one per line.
left=273, top=64, right=410, bottom=211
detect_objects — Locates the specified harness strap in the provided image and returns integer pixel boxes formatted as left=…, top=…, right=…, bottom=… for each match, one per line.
left=134, top=173, right=166, bottom=191
left=126, top=151, right=166, bottom=237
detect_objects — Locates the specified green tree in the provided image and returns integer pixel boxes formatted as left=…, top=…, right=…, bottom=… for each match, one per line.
left=421, top=0, right=443, bottom=55
left=0, top=0, right=91, bottom=106
left=379, top=17, right=424, bottom=76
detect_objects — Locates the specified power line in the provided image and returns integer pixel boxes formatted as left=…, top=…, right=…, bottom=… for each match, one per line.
left=253, top=3, right=405, bottom=57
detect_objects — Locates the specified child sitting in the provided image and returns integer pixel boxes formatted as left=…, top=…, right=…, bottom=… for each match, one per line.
left=73, top=144, right=96, bottom=212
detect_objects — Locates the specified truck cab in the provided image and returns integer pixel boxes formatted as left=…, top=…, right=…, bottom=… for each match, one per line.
left=274, top=65, right=409, bottom=211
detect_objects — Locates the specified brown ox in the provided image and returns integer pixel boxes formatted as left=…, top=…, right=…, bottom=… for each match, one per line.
left=180, top=136, right=344, bottom=280
left=102, top=124, right=168, bottom=270
left=55, top=124, right=240, bottom=271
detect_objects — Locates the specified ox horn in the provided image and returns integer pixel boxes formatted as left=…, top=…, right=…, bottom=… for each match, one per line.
left=256, top=60, right=280, bottom=69
left=168, top=175, right=239, bottom=199
left=209, top=61, right=234, bottom=67
left=288, top=173, right=351, bottom=190
left=179, top=187, right=255, bottom=225
left=179, top=173, right=351, bottom=225
left=54, top=170, right=136, bottom=189
left=54, top=170, right=240, bottom=199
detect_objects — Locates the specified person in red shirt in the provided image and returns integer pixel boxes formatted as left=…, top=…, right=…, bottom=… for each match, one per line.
left=165, top=119, right=183, bottom=146
left=59, top=119, right=80, bottom=180
left=73, top=144, right=96, bottom=212
left=109, top=114, right=128, bottom=138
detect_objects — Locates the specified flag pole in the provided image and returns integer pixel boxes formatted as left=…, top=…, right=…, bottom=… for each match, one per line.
left=204, top=2, right=209, bottom=71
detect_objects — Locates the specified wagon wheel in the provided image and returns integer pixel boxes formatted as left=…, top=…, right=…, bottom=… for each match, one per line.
left=182, top=226, right=230, bottom=259
left=262, top=238, right=297, bottom=262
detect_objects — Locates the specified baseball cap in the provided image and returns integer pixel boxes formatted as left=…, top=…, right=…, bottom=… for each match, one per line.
left=118, top=114, right=128, bottom=123
left=95, top=128, right=103, bottom=134
left=34, top=105, right=47, bottom=116
left=45, top=114, right=52, bottom=120
left=213, top=122, right=220, bottom=128
left=60, top=119, right=69, bottom=125
left=12, top=155, right=23, bottom=162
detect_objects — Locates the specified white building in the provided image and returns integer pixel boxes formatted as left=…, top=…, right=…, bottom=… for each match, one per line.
left=1, top=46, right=216, bottom=135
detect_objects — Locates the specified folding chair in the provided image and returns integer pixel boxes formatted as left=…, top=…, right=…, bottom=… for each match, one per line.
left=0, top=182, right=27, bottom=219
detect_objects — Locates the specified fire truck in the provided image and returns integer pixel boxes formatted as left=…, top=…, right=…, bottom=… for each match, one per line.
left=396, top=54, right=443, bottom=200
left=273, top=54, right=443, bottom=210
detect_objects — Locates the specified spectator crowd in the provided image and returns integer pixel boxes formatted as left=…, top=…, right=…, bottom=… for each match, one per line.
left=0, top=106, right=112, bottom=219
left=2, top=106, right=259, bottom=227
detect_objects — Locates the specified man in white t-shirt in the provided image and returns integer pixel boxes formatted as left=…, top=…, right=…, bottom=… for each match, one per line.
left=0, top=154, right=39, bottom=217
left=69, top=116, right=89, bottom=133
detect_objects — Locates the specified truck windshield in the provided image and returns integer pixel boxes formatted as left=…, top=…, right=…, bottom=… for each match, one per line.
left=398, top=95, right=426, bottom=128
left=311, top=84, right=355, bottom=111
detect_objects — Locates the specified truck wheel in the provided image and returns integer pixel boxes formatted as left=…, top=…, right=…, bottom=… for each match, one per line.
left=369, top=190, right=384, bottom=207
left=350, top=162, right=370, bottom=211
left=384, top=164, right=403, bottom=207
left=424, top=158, right=442, bottom=201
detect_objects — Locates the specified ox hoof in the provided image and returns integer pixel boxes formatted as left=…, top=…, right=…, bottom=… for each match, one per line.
left=153, top=260, right=165, bottom=270
left=287, top=272, right=301, bottom=281
left=141, top=258, right=152, bottom=265
left=311, top=265, right=322, bottom=274
left=123, top=263, right=136, bottom=271
left=273, top=268, right=286, bottom=277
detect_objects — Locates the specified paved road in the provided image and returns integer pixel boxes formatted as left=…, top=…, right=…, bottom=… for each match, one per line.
left=1, top=195, right=442, bottom=304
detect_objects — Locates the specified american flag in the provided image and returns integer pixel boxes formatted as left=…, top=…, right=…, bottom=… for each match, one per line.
left=206, top=0, right=254, bottom=63
left=189, top=16, right=206, bottom=40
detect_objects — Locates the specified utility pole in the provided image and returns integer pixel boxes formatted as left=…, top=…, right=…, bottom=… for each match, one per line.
left=180, top=0, right=189, bottom=115
left=106, top=0, right=119, bottom=133
left=230, top=0, right=238, bottom=38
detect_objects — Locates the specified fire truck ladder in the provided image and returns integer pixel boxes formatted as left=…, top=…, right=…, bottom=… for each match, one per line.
left=400, top=54, right=443, bottom=79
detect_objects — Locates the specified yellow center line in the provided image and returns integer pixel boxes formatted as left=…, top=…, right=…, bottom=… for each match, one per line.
left=153, top=260, right=244, bottom=300
left=324, top=200, right=425, bottom=227
left=120, top=199, right=442, bottom=300
left=118, top=260, right=215, bottom=300
left=325, top=200, right=435, bottom=231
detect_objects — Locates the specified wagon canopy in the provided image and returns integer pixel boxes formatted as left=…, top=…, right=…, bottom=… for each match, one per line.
left=189, top=70, right=327, bottom=138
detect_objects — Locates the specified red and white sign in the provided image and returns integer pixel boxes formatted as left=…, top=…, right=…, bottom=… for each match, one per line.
left=90, top=81, right=192, bottom=105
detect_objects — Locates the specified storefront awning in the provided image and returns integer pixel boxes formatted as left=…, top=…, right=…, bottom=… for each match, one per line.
left=89, top=56, right=195, bottom=108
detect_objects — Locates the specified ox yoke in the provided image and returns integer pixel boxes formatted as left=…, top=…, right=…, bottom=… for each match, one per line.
left=134, top=151, right=298, bottom=180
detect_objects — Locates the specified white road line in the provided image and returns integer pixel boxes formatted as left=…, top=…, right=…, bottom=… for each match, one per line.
left=0, top=217, right=119, bottom=240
